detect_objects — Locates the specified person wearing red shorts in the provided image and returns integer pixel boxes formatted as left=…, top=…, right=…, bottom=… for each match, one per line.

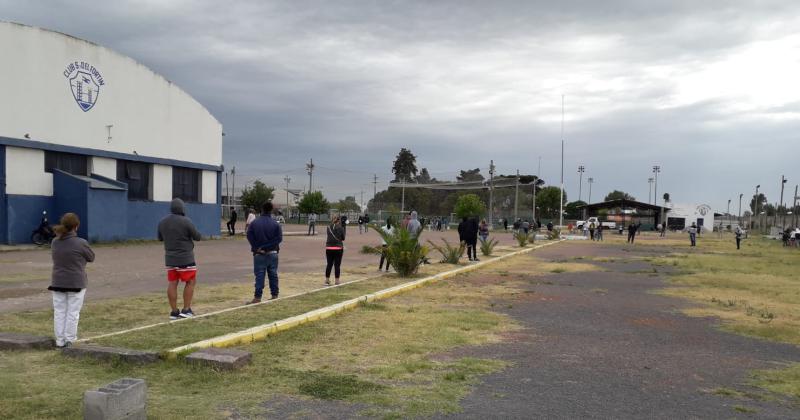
left=158, top=198, right=202, bottom=319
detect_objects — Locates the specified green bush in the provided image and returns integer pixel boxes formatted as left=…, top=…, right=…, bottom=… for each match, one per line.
left=479, top=237, right=499, bottom=256
left=428, top=238, right=465, bottom=264
left=514, top=230, right=535, bottom=247
left=373, top=226, right=429, bottom=277
left=454, top=194, right=487, bottom=219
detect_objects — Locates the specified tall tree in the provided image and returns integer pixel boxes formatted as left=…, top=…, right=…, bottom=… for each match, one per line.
left=536, top=186, right=567, bottom=218
left=416, top=168, right=433, bottom=184
left=565, top=200, right=587, bottom=219
left=239, top=180, right=275, bottom=211
left=749, top=193, right=768, bottom=213
left=392, top=148, right=418, bottom=182
left=604, top=190, right=636, bottom=201
left=335, top=195, right=361, bottom=212
left=454, top=194, right=487, bottom=219
left=457, top=168, right=484, bottom=182
left=298, top=191, right=330, bottom=215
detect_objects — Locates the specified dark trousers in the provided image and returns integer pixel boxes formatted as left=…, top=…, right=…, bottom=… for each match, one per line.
left=690, top=233, right=697, bottom=246
left=467, top=241, right=477, bottom=260
left=379, top=246, right=391, bottom=271
left=589, top=229, right=595, bottom=240
left=325, top=249, right=343, bottom=279
left=736, top=237, right=741, bottom=249
left=308, top=222, right=316, bottom=235
left=627, top=231, right=635, bottom=243
left=253, top=253, right=279, bottom=298
left=226, top=220, right=236, bottom=235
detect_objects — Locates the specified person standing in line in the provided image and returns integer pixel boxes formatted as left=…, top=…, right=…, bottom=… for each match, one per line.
left=479, top=219, right=489, bottom=242
left=324, top=215, right=346, bottom=285
left=379, top=217, right=395, bottom=272
left=49, top=213, right=94, bottom=348
left=364, top=214, right=370, bottom=231
left=522, top=219, right=530, bottom=235
left=227, top=206, right=238, bottom=236
left=627, top=223, right=638, bottom=244
left=547, top=221, right=554, bottom=232
left=688, top=222, right=698, bottom=247
left=735, top=225, right=743, bottom=250
left=275, top=211, right=286, bottom=224
left=407, top=211, right=421, bottom=238
left=458, top=217, right=469, bottom=258
left=308, top=212, right=317, bottom=236
left=357, top=214, right=365, bottom=234
left=158, top=198, right=202, bottom=319
left=503, top=218, right=508, bottom=231
left=245, top=208, right=256, bottom=233
left=468, top=217, right=480, bottom=261
left=247, top=202, right=283, bottom=303
left=661, top=220, right=668, bottom=237
left=596, top=224, right=604, bottom=241
left=588, top=221, right=596, bottom=241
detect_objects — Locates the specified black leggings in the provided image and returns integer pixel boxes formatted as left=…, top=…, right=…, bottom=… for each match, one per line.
left=467, top=241, right=477, bottom=260
left=379, top=245, right=391, bottom=271
left=325, top=249, right=343, bottom=279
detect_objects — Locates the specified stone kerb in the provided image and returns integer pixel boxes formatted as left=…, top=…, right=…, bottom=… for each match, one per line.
left=185, top=347, right=252, bottom=370
left=83, top=378, right=147, bottom=420
left=63, top=345, right=159, bottom=364
left=0, top=332, right=54, bottom=350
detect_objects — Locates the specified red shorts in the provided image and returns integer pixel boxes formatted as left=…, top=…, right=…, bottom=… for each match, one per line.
left=166, top=265, right=197, bottom=282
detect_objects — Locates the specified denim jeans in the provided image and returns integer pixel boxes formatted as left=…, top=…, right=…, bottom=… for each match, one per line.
left=253, top=253, right=279, bottom=298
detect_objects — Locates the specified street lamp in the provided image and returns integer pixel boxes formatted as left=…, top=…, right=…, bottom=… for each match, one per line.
left=652, top=165, right=661, bottom=206
left=648, top=178, right=654, bottom=204
left=751, top=184, right=760, bottom=234
left=738, top=193, right=743, bottom=227
left=587, top=177, right=594, bottom=203
left=577, top=165, right=585, bottom=202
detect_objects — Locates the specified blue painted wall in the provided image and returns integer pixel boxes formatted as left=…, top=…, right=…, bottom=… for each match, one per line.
left=6, top=195, right=55, bottom=244
left=127, top=200, right=219, bottom=240
left=0, top=145, right=6, bottom=244
left=53, top=170, right=89, bottom=239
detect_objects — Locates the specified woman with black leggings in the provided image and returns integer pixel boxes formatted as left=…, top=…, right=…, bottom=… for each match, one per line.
left=325, top=216, right=346, bottom=286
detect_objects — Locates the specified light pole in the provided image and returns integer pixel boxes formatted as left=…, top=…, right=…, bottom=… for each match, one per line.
left=652, top=166, right=660, bottom=206
left=559, top=95, right=565, bottom=228
left=284, top=175, right=291, bottom=217
left=514, top=169, right=520, bottom=221
left=306, top=158, right=315, bottom=192
left=489, top=160, right=495, bottom=228
left=779, top=175, right=787, bottom=228
left=587, top=177, right=594, bottom=203
left=753, top=184, right=760, bottom=234
left=727, top=199, right=731, bottom=231
left=738, top=193, right=743, bottom=227
left=532, top=156, right=541, bottom=223
left=577, top=165, right=585, bottom=202
left=648, top=177, right=654, bottom=204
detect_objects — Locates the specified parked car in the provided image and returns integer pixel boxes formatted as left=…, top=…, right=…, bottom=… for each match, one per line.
left=578, top=217, right=616, bottom=230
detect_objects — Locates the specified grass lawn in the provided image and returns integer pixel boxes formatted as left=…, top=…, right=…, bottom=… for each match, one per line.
left=619, top=232, right=800, bottom=399
left=0, top=251, right=560, bottom=419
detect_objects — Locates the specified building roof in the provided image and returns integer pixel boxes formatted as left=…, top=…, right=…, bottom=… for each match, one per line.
left=577, top=199, right=668, bottom=212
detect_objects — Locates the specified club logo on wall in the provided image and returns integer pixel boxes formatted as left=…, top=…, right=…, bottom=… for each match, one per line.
left=696, top=204, right=711, bottom=216
left=63, top=61, right=106, bottom=112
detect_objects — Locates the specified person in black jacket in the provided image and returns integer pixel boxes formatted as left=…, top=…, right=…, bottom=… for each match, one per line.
left=226, top=207, right=238, bottom=236
left=458, top=217, right=479, bottom=262
left=325, top=215, right=346, bottom=286
left=627, top=223, right=638, bottom=244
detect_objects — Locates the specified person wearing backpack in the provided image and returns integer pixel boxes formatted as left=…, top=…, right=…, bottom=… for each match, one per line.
left=325, top=215, right=346, bottom=286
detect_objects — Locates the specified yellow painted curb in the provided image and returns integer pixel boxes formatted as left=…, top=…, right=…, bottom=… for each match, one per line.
left=165, top=239, right=565, bottom=358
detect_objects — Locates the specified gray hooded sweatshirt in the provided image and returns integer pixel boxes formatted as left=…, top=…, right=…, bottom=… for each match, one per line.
left=158, top=198, right=202, bottom=267
left=406, top=211, right=421, bottom=237
left=50, top=231, right=95, bottom=290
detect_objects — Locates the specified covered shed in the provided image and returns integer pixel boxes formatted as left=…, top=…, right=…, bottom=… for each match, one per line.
left=577, top=199, right=669, bottom=230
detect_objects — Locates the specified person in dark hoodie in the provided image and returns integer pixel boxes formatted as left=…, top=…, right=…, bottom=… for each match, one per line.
left=246, top=201, right=283, bottom=303
left=49, top=212, right=95, bottom=347
left=458, top=216, right=480, bottom=261
left=324, top=215, right=346, bottom=286
left=158, top=198, right=202, bottom=319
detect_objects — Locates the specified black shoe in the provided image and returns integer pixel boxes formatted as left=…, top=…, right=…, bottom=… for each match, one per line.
left=179, top=308, right=194, bottom=318
left=170, top=310, right=181, bottom=320
left=269, top=294, right=279, bottom=300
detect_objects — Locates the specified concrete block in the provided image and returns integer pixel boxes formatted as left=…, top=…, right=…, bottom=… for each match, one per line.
left=0, top=332, right=54, bottom=350
left=84, top=378, right=146, bottom=420
left=63, top=345, right=159, bottom=364
left=185, top=347, right=252, bottom=370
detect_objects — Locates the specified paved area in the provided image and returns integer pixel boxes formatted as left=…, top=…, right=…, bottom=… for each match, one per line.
left=438, top=241, right=800, bottom=419
left=0, top=227, right=519, bottom=313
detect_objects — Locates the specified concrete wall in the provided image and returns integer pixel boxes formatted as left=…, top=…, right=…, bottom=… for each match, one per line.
left=152, top=165, right=172, bottom=201
left=52, top=170, right=89, bottom=239
left=91, top=157, right=117, bottom=179
left=6, top=147, right=52, bottom=195
left=201, top=170, right=217, bottom=204
left=0, top=22, right=222, bottom=167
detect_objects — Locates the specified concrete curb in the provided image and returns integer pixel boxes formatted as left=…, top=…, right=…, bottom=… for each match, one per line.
left=164, top=239, right=564, bottom=359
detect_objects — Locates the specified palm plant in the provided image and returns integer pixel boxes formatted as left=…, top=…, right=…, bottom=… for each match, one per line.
left=372, top=226, right=429, bottom=277
left=427, top=238, right=465, bottom=264
left=514, top=230, right=535, bottom=247
left=547, top=228, right=561, bottom=240
left=479, top=237, right=499, bottom=256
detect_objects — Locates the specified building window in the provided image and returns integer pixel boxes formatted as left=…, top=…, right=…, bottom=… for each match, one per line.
left=116, top=160, right=151, bottom=201
left=44, top=151, right=88, bottom=175
left=172, top=167, right=201, bottom=203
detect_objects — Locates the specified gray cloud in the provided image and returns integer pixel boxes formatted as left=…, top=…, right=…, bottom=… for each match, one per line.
left=2, top=0, right=799, bottom=210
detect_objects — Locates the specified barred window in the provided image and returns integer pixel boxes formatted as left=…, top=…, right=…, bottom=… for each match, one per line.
left=172, top=167, right=201, bottom=203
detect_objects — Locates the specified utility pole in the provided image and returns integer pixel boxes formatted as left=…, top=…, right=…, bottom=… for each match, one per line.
left=401, top=177, right=406, bottom=213
left=752, top=184, right=760, bottom=234
left=652, top=165, right=660, bottom=206
left=779, top=175, right=787, bottom=228
left=577, top=165, right=585, bottom=202
left=587, top=177, right=594, bottom=203
left=648, top=177, right=654, bottom=204
left=727, top=199, right=731, bottom=230
left=533, top=156, right=541, bottom=222
left=225, top=171, right=229, bottom=206
left=559, top=95, right=565, bottom=228
left=738, top=193, right=743, bottom=227
left=360, top=189, right=364, bottom=211
left=489, top=160, right=495, bottom=228
left=372, top=174, right=378, bottom=201
left=284, top=175, right=291, bottom=216
left=306, top=158, right=315, bottom=192
left=794, top=185, right=799, bottom=228
left=231, top=166, right=236, bottom=208
left=514, top=169, right=520, bottom=221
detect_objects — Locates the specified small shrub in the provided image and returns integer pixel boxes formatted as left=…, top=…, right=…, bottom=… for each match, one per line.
left=479, top=237, right=498, bottom=256
left=373, top=226, right=428, bottom=277
left=360, top=244, right=381, bottom=254
left=514, top=231, right=535, bottom=247
left=428, top=238, right=465, bottom=264
left=547, top=228, right=561, bottom=240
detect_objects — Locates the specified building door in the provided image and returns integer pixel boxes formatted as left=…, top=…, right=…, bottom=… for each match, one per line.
left=697, top=218, right=704, bottom=232
left=0, top=145, right=6, bottom=244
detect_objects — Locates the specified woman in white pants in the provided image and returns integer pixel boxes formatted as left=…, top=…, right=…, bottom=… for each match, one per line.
left=48, top=213, right=95, bottom=348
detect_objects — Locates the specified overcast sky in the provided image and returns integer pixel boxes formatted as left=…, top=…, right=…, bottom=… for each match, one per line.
left=3, top=0, right=799, bottom=211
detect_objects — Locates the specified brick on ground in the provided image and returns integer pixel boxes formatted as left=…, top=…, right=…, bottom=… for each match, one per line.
left=62, top=344, right=159, bottom=364
left=0, top=332, right=54, bottom=350
left=185, top=347, right=252, bottom=370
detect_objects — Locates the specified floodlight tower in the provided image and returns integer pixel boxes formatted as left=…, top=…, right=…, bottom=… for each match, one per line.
left=587, top=177, right=594, bottom=203
left=648, top=178, right=654, bottom=204
left=652, top=166, right=661, bottom=205
left=577, top=165, right=585, bottom=202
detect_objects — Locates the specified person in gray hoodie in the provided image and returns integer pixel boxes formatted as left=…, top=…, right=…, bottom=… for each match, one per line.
left=158, top=198, right=202, bottom=319
left=406, top=211, right=421, bottom=238
left=49, top=212, right=95, bottom=348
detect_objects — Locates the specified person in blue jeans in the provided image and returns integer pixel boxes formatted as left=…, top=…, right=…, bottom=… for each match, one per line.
left=246, top=201, right=283, bottom=303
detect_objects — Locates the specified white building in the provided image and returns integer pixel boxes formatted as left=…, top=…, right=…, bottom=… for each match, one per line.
left=664, top=203, right=715, bottom=232
left=0, top=22, right=222, bottom=243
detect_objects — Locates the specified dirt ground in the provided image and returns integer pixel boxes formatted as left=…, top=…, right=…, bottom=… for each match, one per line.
left=0, top=226, right=520, bottom=313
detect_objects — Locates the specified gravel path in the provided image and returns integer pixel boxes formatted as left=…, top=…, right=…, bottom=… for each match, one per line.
left=439, top=241, right=800, bottom=419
